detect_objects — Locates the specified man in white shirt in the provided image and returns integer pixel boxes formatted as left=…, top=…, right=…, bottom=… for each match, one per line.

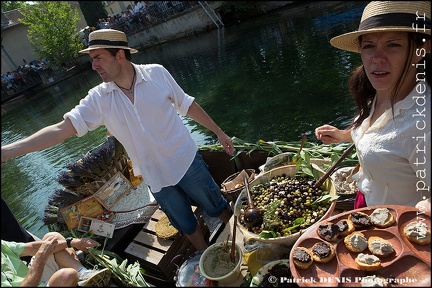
left=1, top=29, right=234, bottom=251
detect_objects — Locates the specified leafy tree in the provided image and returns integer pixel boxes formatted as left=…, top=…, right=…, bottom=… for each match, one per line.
left=78, top=1, right=107, bottom=28
left=18, top=1, right=84, bottom=68
left=1, top=1, right=25, bottom=12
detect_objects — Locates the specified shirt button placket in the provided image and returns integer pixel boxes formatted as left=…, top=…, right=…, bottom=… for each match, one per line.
left=133, top=106, right=145, bottom=132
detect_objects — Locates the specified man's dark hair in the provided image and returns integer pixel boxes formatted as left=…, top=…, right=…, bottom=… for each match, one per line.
left=106, top=48, right=132, bottom=61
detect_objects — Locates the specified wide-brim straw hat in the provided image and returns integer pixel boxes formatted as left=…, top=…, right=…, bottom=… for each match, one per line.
left=79, top=29, right=138, bottom=54
left=330, top=1, right=431, bottom=53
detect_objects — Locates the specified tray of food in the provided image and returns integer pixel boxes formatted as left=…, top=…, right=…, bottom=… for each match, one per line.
left=289, top=205, right=431, bottom=287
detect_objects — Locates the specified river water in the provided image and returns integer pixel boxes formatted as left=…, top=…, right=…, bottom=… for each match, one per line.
left=1, top=1, right=367, bottom=238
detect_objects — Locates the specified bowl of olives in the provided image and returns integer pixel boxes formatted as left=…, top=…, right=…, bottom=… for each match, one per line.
left=234, top=165, right=337, bottom=246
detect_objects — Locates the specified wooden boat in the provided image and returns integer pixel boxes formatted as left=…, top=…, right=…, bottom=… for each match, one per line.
left=102, top=148, right=272, bottom=286
left=44, top=138, right=357, bottom=286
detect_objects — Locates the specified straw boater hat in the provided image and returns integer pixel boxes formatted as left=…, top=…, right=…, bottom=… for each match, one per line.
left=79, top=29, right=138, bottom=54
left=330, top=1, right=431, bottom=53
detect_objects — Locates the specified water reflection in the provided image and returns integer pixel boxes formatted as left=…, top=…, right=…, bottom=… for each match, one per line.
left=1, top=1, right=367, bottom=238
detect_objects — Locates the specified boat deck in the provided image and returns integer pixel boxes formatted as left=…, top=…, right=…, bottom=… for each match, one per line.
left=104, top=150, right=270, bottom=286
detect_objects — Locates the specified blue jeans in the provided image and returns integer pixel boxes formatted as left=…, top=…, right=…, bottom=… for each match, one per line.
left=151, top=152, right=228, bottom=235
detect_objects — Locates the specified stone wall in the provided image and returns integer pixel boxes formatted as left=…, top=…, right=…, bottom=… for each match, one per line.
left=127, top=1, right=294, bottom=50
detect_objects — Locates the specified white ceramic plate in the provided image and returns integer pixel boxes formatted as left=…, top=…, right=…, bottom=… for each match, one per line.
left=250, top=259, right=290, bottom=287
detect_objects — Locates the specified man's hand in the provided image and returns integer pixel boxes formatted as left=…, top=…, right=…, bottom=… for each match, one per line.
left=71, top=237, right=101, bottom=253
left=217, top=132, right=234, bottom=156
left=21, top=236, right=58, bottom=286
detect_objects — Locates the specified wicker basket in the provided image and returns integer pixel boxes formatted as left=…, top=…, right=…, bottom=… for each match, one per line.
left=221, top=169, right=256, bottom=202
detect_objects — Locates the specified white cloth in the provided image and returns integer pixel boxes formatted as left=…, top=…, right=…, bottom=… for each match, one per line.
left=64, top=64, right=197, bottom=193
left=132, top=1, right=145, bottom=15
left=351, top=83, right=431, bottom=207
left=29, top=254, right=60, bottom=286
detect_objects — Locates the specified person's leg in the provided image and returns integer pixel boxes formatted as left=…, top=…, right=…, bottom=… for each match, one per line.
left=47, top=268, right=79, bottom=287
left=151, top=185, right=208, bottom=250
left=29, top=249, right=78, bottom=286
left=40, top=232, right=112, bottom=287
left=184, top=223, right=208, bottom=251
left=41, top=232, right=82, bottom=271
left=178, top=152, right=231, bottom=223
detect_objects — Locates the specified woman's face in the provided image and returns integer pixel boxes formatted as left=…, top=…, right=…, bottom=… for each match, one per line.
left=360, top=32, right=412, bottom=95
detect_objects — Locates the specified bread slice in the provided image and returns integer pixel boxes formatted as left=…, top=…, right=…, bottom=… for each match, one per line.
left=404, top=221, right=431, bottom=245
left=336, top=218, right=355, bottom=236
left=155, top=214, right=179, bottom=239
left=370, top=208, right=395, bottom=228
left=311, top=241, right=335, bottom=263
left=349, top=211, right=371, bottom=229
left=292, top=246, right=314, bottom=270
left=355, top=253, right=381, bottom=271
left=317, top=221, right=340, bottom=241
left=368, top=236, right=394, bottom=257
left=344, top=231, right=368, bottom=253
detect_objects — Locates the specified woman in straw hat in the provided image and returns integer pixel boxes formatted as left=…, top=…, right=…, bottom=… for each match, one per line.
left=1, top=29, right=234, bottom=251
left=315, top=1, right=431, bottom=212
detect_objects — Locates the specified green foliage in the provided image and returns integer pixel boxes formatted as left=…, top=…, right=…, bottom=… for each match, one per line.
left=78, top=1, right=107, bottom=28
left=1, top=1, right=25, bottom=12
left=86, top=248, right=149, bottom=287
left=18, top=1, right=83, bottom=68
left=199, top=137, right=358, bottom=167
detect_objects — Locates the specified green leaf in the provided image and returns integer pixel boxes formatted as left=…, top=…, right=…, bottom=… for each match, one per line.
left=293, top=217, right=305, bottom=225
left=86, top=248, right=149, bottom=287
left=312, top=194, right=339, bottom=205
left=258, top=230, right=277, bottom=238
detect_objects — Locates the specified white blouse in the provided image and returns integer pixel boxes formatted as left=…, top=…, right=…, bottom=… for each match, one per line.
left=351, top=83, right=431, bottom=207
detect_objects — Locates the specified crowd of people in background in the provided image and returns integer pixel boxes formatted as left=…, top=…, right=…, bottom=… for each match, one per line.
left=80, top=1, right=199, bottom=48
left=2, top=1, right=198, bottom=101
left=1, top=59, right=47, bottom=99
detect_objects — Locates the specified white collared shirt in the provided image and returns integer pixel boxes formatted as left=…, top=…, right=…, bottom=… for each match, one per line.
left=351, top=83, right=431, bottom=207
left=64, top=63, right=197, bottom=193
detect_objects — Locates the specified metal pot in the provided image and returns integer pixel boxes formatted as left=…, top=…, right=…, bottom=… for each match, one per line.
left=173, top=251, right=216, bottom=287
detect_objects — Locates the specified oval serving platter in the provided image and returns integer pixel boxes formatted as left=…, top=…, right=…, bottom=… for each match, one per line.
left=289, top=205, right=431, bottom=287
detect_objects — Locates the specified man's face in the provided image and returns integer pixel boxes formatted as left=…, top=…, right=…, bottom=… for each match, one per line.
left=89, top=49, right=121, bottom=83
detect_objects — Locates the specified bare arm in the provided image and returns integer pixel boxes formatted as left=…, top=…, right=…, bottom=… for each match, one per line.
left=20, top=236, right=100, bottom=257
left=1, top=118, right=77, bottom=163
left=186, top=101, right=234, bottom=155
left=20, top=237, right=58, bottom=287
left=315, top=124, right=353, bottom=144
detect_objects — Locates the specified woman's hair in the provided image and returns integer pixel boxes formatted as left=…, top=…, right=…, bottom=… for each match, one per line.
left=348, top=32, right=431, bottom=129
left=106, top=48, right=132, bottom=61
